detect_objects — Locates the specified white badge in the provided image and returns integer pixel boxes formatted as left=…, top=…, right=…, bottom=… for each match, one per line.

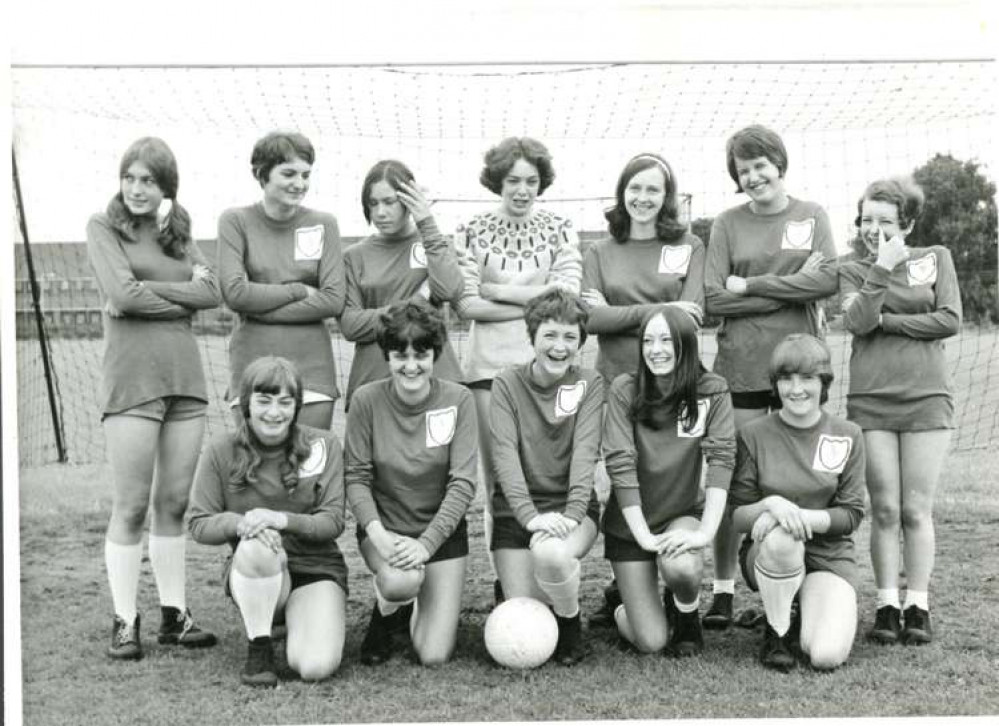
left=677, top=399, right=710, bottom=438
left=410, top=242, right=428, bottom=269
left=812, top=434, right=852, bottom=474
left=659, top=244, right=692, bottom=275
left=906, top=253, right=937, bottom=286
left=294, top=225, right=325, bottom=261
left=298, top=438, right=328, bottom=478
left=426, top=406, right=458, bottom=447
left=782, top=219, right=815, bottom=251
left=555, top=380, right=587, bottom=418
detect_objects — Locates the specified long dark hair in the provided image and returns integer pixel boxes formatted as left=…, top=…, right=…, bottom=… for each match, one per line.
left=604, top=153, right=687, bottom=244
left=229, top=356, right=313, bottom=492
left=630, top=306, right=705, bottom=431
left=105, top=137, right=192, bottom=259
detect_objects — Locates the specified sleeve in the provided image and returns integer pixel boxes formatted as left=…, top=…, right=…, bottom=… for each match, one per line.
left=727, top=431, right=763, bottom=509
left=602, top=377, right=642, bottom=509
left=217, top=210, right=309, bottom=313
left=338, top=248, right=389, bottom=343
left=545, top=219, right=582, bottom=293
left=344, top=391, right=380, bottom=529
left=249, top=217, right=347, bottom=323
left=679, top=237, right=706, bottom=309
left=840, top=260, right=887, bottom=335
left=742, top=208, right=838, bottom=301
left=700, top=389, right=736, bottom=490
left=881, top=248, right=963, bottom=339
left=418, top=390, right=479, bottom=555
left=563, top=374, right=604, bottom=523
left=703, top=215, right=786, bottom=317
left=142, top=241, right=223, bottom=310
left=187, top=441, right=243, bottom=544
left=582, top=243, right=664, bottom=334
left=283, top=436, right=347, bottom=541
left=420, top=217, right=466, bottom=304
left=452, top=223, right=482, bottom=315
left=823, top=429, right=867, bottom=536
left=85, top=215, right=190, bottom=319
left=489, top=376, right=539, bottom=528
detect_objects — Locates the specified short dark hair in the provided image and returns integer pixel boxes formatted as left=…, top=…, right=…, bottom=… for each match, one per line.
left=361, top=159, right=416, bottom=224
left=849, top=176, right=926, bottom=256
left=479, top=137, right=555, bottom=196
left=251, top=131, right=315, bottom=186
left=725, top=125, right=788, bottom=192
left=769, top=334, right=834, bottom=405
left=523, top=288, right=590, bottom=347
left=604, top=153, right=687, bottom=244
left=376, top=299, right=447, bottom=362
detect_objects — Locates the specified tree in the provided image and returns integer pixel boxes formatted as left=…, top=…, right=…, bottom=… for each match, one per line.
left=911, top=154, right=998, bottom=324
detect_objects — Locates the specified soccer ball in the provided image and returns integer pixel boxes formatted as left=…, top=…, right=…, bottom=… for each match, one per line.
left=484, top=597, right=558, bottom=669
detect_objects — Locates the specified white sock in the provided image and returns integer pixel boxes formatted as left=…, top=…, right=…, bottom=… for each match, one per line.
left=754, top=562, right=804, bottom=636
left=105, top=539, right=142, bottom=623
left=535, top=560, right=581, bottom=618
left=713, top=579, right=735, bottom=595
left=673, top=593, right=700, bottom=614
left=614, top=604, right=636, bottom=645
left=229, top=571, right=283, bottom=640
left=903, top=590, right=929, bottom=611
left=148, top=533, right=186, bottom=611
left=877, top=588, right=901, bottom=609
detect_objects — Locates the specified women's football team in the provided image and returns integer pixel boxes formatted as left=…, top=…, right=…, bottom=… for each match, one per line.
left=87, top=125, right=961, bottom=685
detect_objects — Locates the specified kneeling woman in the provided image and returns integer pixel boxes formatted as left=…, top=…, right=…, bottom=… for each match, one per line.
left=602, top=306, right=735, bottom=656
left=345, top=299, right=477, bottom=666
left=729, top=334, right=866, bottom=672
left=189, top=357, right=347, bottom=687
left=490, top=289, right=604, bottom=665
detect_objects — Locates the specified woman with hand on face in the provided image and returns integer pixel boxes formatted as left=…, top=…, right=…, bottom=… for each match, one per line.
left=218, top=131, right=345, bottom=429
left=729, top=335, right=866, bottom=673
left=345, top=300, right=477, bottom=666
left=339, top=160, right=465, bottom=409
left=839, top=177, right=961, bottom=646
left=702, top=125, right=839, bottom=628
left=489, top=289, right=604, bottom=665
left=86, top=137, right=219, bottom=661
left=188, top=357, right=347, bottom=687
left=602, top=306, right=735, bottom=657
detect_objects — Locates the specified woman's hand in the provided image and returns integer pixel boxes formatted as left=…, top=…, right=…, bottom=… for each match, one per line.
left=763, top=496, right=812, bottom=541
left=656, top=528, right=710, bottom=558
left=667, top=300, right=704, bottom=326
left=241, top=508, right=289, bottom=534
left=875, top=227, right=910, bottom=271
left=750, top=510, right=780, bottom=542
left=580, top=288, right=608, bottom=308
left=526, top=512, right=577, bottom=539
left=396, top=181, right=434, bottom=223
left=191, top=263, right=211, bottom=280
left=388, top=535, right=430, bottom=570
left=725, top=276, right=748, bottom=295
left=104, top=300, right=124, bottom=318
left=479, top=282, right=502, bottom=301
left=801, top=251, right=825, bottom=272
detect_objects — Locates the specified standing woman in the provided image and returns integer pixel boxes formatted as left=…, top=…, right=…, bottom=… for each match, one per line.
left=840, top=177, right=961, bottom=645
left=345, top=300, right=478, bottom=666
left=602, top=306, right=735, bottom=656
left=702, top=125, right=838, bottom=627
left=581, top=152, right=705, bottom=384
left=489, top=289, right=604, bottom=665
left=86, top=137, right=219, bottom=659
left=453, top=137, right=582, bottom=590
left=729, top=334, right=866, bottom=672
left=340, top=160, right=465, bottom=408
left=218, top=131, right=345, bottom=429
left=189, top=356, right=347, bottom=687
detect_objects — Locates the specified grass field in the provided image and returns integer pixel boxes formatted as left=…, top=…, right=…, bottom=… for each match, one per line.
left=14, top=445, right=999, bottom=725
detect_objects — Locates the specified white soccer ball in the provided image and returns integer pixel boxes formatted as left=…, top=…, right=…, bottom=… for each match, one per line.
left=484, top=597, right=558, bottom=669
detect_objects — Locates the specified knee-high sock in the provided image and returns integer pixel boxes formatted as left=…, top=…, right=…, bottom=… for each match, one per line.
left=105, top=539, right=142, bottom=623
left=754, top=561, right=804, bottom=636
left=535, top=560, right=581, bottom=618
left=614, top=604, right=636, bottom=645
left=229, top=571, right=283, bottom=640
left=148, top=533, right=186, bottom=610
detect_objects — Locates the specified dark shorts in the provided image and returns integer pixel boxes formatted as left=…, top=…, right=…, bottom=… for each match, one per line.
left=106, top=395, right=206, bottom=423
left=490, top=500, right=601, bottom=551
left=357, top=518, right=469, bottom=564
left=603, top=509, right=703, bottom=562
left=731, top=389, right=782, bottom=411
left=465, top=379, right=493, bottom=392
left=221, top=552, right=349, bottom=599
left=738, top=535, right=858, bottom=591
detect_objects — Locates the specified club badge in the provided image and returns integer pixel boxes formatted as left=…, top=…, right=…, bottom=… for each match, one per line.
left=659, top=244, right=692, bottom=275
left=812, top=434, right=852, bottom=474
left=906, top=253, right=937, bottom=287
left=294, top=225, right=325, bottom=261
left=298, top=438, right=328, bottom=478
left=677, top=399, right=710, bottom=438
left=426, top=406, right=458, bottom=447
left=410, top=242, right=428, bottom=269
left=782, top=219, right=815, bottom=251
left=555, top=381, right=587, bottom=418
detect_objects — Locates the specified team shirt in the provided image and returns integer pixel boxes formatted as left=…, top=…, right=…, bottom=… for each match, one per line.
left=344, top=378, right=478, bottom=557
left=86, top=214, right=221, bottom=416
left=729, top=411, right=866, bottom=587
left=187, top=426, right=347, bottom=580
left=582, top=232, right=705, bottom=383
left=704, top=198, right=837, bottom=393
left=341, top=217, right=465, bottom=407
left=454, top=209, right=582, bottom=381
left=218, top=203, right=345, bottom=400
left=489, top=363, right=604, bottom=528
left=839, top=247, right=962, bottom=431
left=601, top=371, right=736, bottom=541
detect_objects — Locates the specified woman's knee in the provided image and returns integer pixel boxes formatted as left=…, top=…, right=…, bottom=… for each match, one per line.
left=900, top=502, right=933, bottom=532
left=233, top=538, right=284, bottom=577
left=871, top=500, right=901, bottom=530
left=413, top=636, right=454, bottom=666
left=806, top=638, right=851, bottom=671
left=631, top=623, right=669, bottom=654
left=659, top=552, right=702, bottom=588
left=111, top=499, right=150, bottom=532
left=531, top=538, right=574, bottom=578
left=152, top=490, right=190, bottom=521
left=291, top=649, right=341, bottom=681
left=758, top=528, right=805, bottom=571
left=376, top=567, right=424, bottom=602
